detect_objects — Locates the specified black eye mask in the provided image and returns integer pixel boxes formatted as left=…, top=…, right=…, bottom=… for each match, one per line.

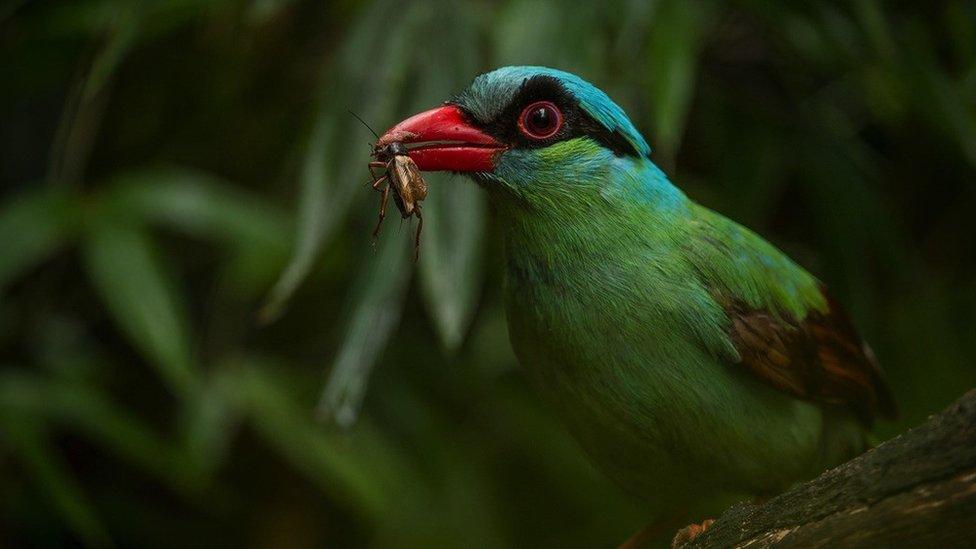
left=451, top=75, right=644, bottom=158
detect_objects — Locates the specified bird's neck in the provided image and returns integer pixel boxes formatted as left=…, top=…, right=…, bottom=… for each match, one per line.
left=489, top=158, right=690, bottom=266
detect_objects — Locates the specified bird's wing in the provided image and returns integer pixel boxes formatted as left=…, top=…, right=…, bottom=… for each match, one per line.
left=683, top=205, right=896, bottom=423
left=720, top=289, right=897, bottom=424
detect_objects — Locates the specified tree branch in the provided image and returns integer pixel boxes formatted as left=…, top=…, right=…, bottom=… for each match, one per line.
left=683, top=389, right=976, bottom=548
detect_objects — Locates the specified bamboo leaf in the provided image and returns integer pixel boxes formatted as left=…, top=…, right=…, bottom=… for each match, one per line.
left=853, top=0, right=895, bottom=62
left=257, top=116, right=340, bottom=322
left=102, top=167, right=292, bottom=295
left=904, top=44, right=976, bottom=172
left=0, top=371, right=203, bottom=494
left=644, top=0, right=715, bottom=164
left=0, top=415, right=110, bottom=547
left=103, top=167, right=290, bottom=252
left=228, top=357, right=405, bottom=521
left=265, top=0, right=430, bottom=427
left=312, top=1, right=481, bottom=425
left=259, top=0, right=416, bottom=322
left=413, top=8, right=486, bottom=352
left=494, top=0, right=605, bottom=71
left=317, top=229, right=412, bottom=427
left=82, top=222, right=196, bottom=395
left=47, top=3, right=140, bottom=187
left=179, top=370, right=238, bottom=485
left=0, top=188, right=75, bottom=293
left=494, top=0, right=563, bottom=66
left=417, top=174, right=486, bottom=352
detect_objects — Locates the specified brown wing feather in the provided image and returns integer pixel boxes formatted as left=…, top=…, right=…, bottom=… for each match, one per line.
left=725, top=290, right=897, bottom=424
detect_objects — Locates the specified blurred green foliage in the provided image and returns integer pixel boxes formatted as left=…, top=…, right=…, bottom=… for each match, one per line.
left=2, top=1, right=975, bottom=547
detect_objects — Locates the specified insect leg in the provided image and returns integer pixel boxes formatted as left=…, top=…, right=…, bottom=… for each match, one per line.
left=368, top=161, right=386, bottom=179
left=367, top=162, right=387, bottom=187
left=372, top=182, right=390, bottom=241
left=413, top=206, right=423, bottom=261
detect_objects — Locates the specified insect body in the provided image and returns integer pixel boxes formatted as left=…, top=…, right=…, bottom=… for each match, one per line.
left=368, top=141, right=427, bottom=259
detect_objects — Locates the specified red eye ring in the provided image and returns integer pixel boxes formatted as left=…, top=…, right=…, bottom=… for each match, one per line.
left=518, top=101, right=562, bottom=140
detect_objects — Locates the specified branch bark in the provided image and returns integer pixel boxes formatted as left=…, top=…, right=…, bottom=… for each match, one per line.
left=683, top=389, right=976, bottom=548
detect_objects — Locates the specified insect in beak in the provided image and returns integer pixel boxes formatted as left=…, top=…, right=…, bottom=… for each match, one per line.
left=368, top=142, right=428, bottom=261
left=376, top=105, right=506, bottom=172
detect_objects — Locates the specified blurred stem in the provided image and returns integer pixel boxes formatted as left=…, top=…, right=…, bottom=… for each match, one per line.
left=47, top=6, right=138, bottom=187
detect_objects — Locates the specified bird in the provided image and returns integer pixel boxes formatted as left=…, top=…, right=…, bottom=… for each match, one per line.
left=374, top=66, right=897, bottom=546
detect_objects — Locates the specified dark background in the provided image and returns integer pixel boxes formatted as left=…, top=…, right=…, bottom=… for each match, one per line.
left=2, top=1, right=975, bottom=547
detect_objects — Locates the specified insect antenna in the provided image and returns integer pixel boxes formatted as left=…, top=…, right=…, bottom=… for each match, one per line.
left=348, top=109, right=379, bottom=139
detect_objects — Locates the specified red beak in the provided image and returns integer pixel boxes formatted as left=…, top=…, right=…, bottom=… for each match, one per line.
left=377, top=105, right=505, bottom=172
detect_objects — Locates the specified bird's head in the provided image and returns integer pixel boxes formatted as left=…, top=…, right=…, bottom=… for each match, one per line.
left=377, top=66, right=658, bottom=208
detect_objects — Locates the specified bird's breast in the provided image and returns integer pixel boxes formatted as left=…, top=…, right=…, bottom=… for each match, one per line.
left=500, top=239, right=846, bottom=503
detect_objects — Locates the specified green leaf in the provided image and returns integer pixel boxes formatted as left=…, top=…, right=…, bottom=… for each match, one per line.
left=81, top=4, right=139, bottom=101
left=318, top=229, right=412, bottom=427
left=644, top=0, right=715, bottom=164
left=494, top=0, right=606, bottom=71
left=0, top=415, right=110, bottom=547
left=904, top=45, right=976, bottom=172
left=82, top=221, right=196, bottom=395
left=179, top=370, right=238, bottom=485
left=47, top=3, right=140, bottom=186
left=417, top=175, right=486, bottom=352
left=853, top=0, right=895, bottom=62
left=227, top=357, right=404, bottom=521
left=104, top=167, right=290, bottom=252
left=260, top=0, right=419, bottom=322
left=102, top=167, right=292, bottom=295
left=313, top=1, right=487, bottom=418
left=257, top=117, right=341, bottom=323
left=0, top=371, right=204, bottom=494
left=0, top=188, right=75, bottom=293
left=410, top=10, right=486, bottom=352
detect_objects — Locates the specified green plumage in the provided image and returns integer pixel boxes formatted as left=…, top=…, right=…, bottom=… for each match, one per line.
left=447, top=67, right=891, bottom=517
left=490, top=139, right=856, bottom=509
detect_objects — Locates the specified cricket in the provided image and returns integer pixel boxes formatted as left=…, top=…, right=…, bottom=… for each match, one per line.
left=352, top=112, right=428, bottom=260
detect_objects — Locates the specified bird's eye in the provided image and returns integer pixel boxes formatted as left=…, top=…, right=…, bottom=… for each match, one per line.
left=518, top=101, right=562, bottom=140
